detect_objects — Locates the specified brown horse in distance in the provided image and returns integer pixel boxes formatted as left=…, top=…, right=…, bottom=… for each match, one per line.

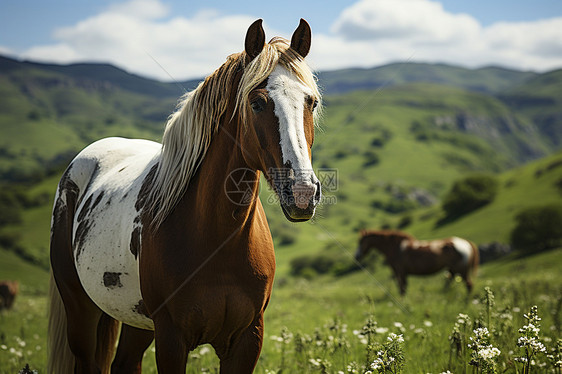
left=0, top=280, right=19, bottom=310
left=356, top=230, right=479, bottom=295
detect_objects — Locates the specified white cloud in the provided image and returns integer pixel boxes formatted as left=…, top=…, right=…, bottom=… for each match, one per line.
left=21, top=0, right=259, bottom=80
left=310, top=0, right=562, bottom=73
left=0, top=45, right=15, bottom=56
left=332, top=0, right=480, bottom=45
left=485, top=18, right=562, bottom=58
left=17, top=0, right=562, bottom=81
left=24, top=43, right=80, bottom=62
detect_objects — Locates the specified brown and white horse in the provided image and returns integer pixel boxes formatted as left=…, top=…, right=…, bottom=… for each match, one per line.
left=0, top=280, right=19, bottom=310
left=48, top=19, right=322, bottom=373
left=355, top=230, right=479, bottom=295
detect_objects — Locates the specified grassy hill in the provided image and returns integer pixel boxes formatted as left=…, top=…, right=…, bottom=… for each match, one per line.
left=1, top=55, right=561, bottom=276
left=0, top=55, right=200, bottom=98
left=405, top=151, right=562, bottom=244
left=0, top=55, right=198, bottom=182
left=500, top=69, right=562, bottom=149
left=317, top=62, right=537, bottom=95
left=0, top=56, right=560, bottom=183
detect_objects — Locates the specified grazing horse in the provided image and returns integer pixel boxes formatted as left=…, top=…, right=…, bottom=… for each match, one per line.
left=48, top=19, right=322, bottom=374
left=0, top=280, right=19, bottom=310
left=355, top=230, right=479, bottom=295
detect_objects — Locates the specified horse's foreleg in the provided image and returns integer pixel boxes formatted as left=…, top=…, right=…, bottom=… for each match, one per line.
left=217, top=314, right=264, bottom=374
left=444, top=270, right=454, bottom=290
left=153, top=312, right=189, bottom=373
left=397, top=274, right=407, bottom=296
left=462, top=270, right=473, bottom=293
left=111, top=324, right=154, bottom=374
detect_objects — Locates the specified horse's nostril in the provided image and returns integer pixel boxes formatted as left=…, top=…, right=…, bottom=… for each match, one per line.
left=314, top=181, right=321, bottom=202
left=292, top=182, right=315, bottom=209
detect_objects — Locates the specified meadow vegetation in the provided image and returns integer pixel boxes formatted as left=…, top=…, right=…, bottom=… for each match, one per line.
left=1, top=246, right=561, bottom=373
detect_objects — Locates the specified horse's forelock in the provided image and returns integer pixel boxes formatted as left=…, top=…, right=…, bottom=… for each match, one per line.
left=236, top=37, right=321, bottom=127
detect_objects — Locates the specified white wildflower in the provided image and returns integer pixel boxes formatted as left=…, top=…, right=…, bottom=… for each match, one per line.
left=371, top=357, right=383, bottom=370
left=199, top=346, right=211, bottom=356
left=9, top=347, right=23, bottom=358
left=479, top=347, right=501, bottom=360
left=375, top=327, right=389, bottom=334
left=387, top=333, right=404, bottom=343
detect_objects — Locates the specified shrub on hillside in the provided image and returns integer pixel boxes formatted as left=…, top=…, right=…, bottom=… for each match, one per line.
left=0, top=189, right=23, bottom=226
left=290, top=254, right=336, bottom=278
left=363, top=151, right=380, bottom=167
left=371, top=199, right=417, bottom=214
left=510, top=204, right=562, bottom=253
left=397, top=215, right=413, bottom=229
left=442, top=174, right=498, bottom=220
left=270, top=222, right=300, bottom=246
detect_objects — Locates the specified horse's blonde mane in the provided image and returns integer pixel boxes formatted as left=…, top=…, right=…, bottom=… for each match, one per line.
left=147, top=37, right=321, bottom=229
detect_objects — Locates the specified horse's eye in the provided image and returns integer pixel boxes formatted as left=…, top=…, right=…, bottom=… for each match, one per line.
left=307, top=97, right=318, bottom=111
left=251, top=98, right=265, bottom=113
left=312, top=99, right=318, bottom=111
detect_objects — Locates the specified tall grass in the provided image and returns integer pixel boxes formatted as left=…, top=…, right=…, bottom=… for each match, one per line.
left=1, top=249, right=560, bottom=373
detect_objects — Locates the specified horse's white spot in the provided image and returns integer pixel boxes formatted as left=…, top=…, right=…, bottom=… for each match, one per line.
left=69, top=137, right=159, bottom=330
left=451, top=237, right=472, bottom=264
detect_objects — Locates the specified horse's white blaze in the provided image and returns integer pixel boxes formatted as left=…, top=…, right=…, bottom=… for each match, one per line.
left=267, top=66, right=317, bottom=186
left=451, top=237, right=472, bottom=264
left=68, top=137, right=160, bottom=330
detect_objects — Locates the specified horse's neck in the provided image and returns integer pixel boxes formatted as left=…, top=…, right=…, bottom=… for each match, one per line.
left=178, top=123, right=260, bottom=230
left=370, top=235, right=404, bottom=254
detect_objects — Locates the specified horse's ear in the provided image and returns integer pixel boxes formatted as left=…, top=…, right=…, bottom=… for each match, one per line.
left=290, top=18, right=312, bottom=58
left=245, top=19, right=266, bottom=61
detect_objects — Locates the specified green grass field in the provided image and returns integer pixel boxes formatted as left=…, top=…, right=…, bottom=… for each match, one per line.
left=1, top=244, right=560, bottom=373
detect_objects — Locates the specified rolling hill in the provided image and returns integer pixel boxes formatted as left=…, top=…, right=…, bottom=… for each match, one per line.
left=0, top=54, right=561, bottom=278
left=1, top=55, right=560, bottom=182
left=0, top=55, right=205, bottom=184
left=317, top=62, right=537, bottom=95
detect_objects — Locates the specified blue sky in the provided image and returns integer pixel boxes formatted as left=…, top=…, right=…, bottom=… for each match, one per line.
left=1, top=0, right=561, bottom=80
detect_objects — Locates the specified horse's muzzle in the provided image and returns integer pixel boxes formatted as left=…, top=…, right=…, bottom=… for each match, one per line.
left=279, top=180, right=321, bottom=222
